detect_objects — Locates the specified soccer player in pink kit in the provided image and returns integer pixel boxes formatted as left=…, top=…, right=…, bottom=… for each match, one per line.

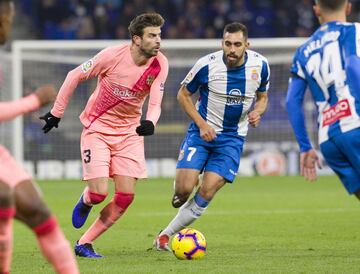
left=0, top=1, right=79, bottom=273
left=41, top=13, right=169, bottom=258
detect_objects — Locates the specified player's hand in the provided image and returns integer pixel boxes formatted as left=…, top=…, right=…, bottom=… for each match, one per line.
left=248, top=110, right=261, bottom=127
left=39, top=112, right=61, bottom=133
left=136, top=120, right=155, bottom=136
left=34, top=85, right=57, bottom=107
left=300, top=149, right=322, bottom=182
left=199, top=123, right=216, bottom=142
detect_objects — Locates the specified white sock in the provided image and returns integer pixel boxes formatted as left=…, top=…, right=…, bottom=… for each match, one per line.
left=161, top=197, right=208, bottom=236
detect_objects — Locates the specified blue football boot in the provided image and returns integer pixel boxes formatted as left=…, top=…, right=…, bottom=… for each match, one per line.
left=72, top=194, right=92, bottom=229
left=74, top=241, right=103, bottom=258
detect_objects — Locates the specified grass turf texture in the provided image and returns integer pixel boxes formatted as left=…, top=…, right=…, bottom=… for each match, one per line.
left=11, top=176, right=360, bottom=273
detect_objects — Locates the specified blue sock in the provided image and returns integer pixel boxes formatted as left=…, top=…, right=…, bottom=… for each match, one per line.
left=194, top=192, right=210, bottom=208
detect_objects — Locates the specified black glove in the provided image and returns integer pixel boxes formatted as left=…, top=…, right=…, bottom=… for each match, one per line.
left=40, top=112, right=61, bottom=133
left=136, top=120, right=154, bottom=136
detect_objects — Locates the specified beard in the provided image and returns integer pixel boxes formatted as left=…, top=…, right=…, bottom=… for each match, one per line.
left=139, top=45, right=159, bottom=58
left=225, top=54, right=242, bottom=67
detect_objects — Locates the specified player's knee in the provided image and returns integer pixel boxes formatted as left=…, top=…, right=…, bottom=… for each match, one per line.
left=33, top=216, right=57, bottom=236
left=114, top=192, right=134, bottom=211
left=0, top=184, right=13, bottom=207
left=89, top=191, right=107, bottom=205
left=198, top=187, right=217, bottom=201
left=19, top=201, right=51, bottom=228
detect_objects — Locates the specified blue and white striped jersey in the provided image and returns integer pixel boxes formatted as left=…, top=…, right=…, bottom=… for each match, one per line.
left=291, top=21, right=360, bottom=144
left=181, top=49, right=270, bottom=137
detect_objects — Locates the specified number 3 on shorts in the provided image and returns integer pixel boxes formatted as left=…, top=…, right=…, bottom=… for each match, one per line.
left=83, top=149, right=91, bottom=164
left=187, top=147, right=196, bottom=161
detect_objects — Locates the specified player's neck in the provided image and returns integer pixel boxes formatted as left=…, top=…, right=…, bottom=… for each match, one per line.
left=130, top=45, right=150, bottom=66
left=320, top=12, right=347, bottom=24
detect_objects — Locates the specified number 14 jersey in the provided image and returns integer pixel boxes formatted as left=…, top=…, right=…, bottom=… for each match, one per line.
left=291, top=21, right=360, bottom=144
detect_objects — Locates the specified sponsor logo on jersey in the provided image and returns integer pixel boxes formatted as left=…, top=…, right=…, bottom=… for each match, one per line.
left=322, top=99, right=352, bottom=126
left=81, top=59, right=94, bottom=73
left=113, top=87, right=141, bottom=98
left=251, top=69, right=259, bottom=80
left=146, top=75, right=155, bottom=86
left=226, top=89, right=245, bottom=105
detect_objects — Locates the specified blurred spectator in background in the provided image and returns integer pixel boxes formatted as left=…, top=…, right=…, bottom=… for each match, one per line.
left=17, top=0, right=360, bottom=40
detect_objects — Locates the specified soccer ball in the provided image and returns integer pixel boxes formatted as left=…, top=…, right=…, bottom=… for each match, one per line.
left=171, top=228, right=206, bottom=260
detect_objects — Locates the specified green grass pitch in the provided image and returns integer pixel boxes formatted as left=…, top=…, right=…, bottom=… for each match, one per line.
left=11, top=176, right=360, bottom=273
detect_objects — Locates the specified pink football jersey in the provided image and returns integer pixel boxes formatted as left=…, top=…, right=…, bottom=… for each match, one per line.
left=51, top=44, right=169, bottom=134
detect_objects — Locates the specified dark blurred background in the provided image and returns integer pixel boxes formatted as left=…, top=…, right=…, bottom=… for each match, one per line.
left=14, top=0, right=360, bottom=40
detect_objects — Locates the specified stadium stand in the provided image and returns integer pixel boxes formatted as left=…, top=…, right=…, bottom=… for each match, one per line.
left=17, top=0, right=360, bottom=40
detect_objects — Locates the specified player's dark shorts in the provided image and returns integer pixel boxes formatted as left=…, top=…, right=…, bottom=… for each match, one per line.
left=320, top=127, right=360, bottom=194
left=176, top=131, right=245, bottom=183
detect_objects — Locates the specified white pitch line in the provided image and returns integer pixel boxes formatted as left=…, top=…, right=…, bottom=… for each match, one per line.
left=136, top=208, right=360, bottom=217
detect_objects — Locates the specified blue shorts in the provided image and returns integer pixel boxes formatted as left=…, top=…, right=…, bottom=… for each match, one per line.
left=176, top=131, right=245, bottom=183
left=320, top=128, right=360, bottom=194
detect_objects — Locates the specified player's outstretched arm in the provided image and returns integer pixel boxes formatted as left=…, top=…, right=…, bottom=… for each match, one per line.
left=0, top=84, right=56, bottom=122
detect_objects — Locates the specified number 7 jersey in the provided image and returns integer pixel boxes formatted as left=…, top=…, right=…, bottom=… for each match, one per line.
left=290, top=21, right=360, bottom=144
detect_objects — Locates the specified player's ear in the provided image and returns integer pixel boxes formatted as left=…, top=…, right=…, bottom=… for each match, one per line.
left=133, top=35, right=141, bottom=46
left=313, top=5, right=321, bottom=18
left=346, top=2, right=352, bottom=16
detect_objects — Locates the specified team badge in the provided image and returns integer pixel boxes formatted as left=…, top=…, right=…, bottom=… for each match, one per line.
left=81, top=59, right=94, bottom=73
left=178, top=149, right=185, bottom=161
left=251, top=69, right=259, bottom=80
left=146, top=75, right=155, bottom=86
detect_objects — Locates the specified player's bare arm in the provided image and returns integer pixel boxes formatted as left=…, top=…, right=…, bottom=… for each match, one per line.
left=248, top=91, right=268, bottom=128
left=177, top=85, right=216, bottom=142
left=0, top=85, right=56, bottom=122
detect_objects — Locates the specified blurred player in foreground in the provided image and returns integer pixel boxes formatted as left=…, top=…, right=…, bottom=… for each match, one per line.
left=154, top=22, right=270, bottom=250
left=0, top=1, right=79, bottom=273
left=41, top=13, right=168, bottom=258
left=286, top=0, right=360, bottom=198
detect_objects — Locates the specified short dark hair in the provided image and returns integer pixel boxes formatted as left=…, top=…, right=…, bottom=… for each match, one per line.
left=128, top=13, right=165, bottom=38
left=223, top=22, right=248, bottom=40
left=315, top=0, right=347, bottom=11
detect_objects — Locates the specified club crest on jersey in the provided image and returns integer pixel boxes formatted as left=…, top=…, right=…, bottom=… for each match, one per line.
left=146, top=75, right=155, bottom=86
left=81, top=59, right=94, bottom=73
left=251, top=69, right=259, bottom=80
left=178, top=149, right=185, bottom=161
